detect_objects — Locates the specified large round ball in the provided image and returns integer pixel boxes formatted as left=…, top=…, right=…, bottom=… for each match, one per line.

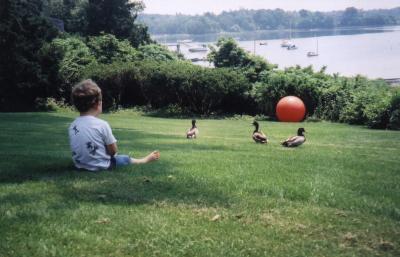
left=276, top=96, right=306, bottom=122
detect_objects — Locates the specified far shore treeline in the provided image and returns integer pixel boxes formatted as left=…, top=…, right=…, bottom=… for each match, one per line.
left=0, top=0, right=399, bottom=130
left=139, top=7, right=400, bottom=35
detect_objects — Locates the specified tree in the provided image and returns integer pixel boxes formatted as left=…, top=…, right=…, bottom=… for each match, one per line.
left=208, top=37, right=276, bottom=82
left=85, top=0, right=151, bottom=46
left=340, top=7, right=361, bottom=26
left=43, top=0, right=89, bottom=33
left=208, top=38, right=250, bottom=68
left=0, top=0, right=58, bottom=111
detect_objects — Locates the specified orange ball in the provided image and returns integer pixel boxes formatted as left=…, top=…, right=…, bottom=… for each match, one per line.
left=276, top=96, right=306, bottom=122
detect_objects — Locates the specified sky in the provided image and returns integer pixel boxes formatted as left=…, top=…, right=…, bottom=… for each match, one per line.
left=142, top=0, right=400, bottom=15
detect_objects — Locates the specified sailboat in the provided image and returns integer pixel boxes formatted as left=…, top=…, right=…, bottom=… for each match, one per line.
left=281, top=40, right=292, bottom=47
left=281, top=21, right=292, bottom=47
left=307, top=37, right=319, bottom=57
left=282, top=21, right=297, bottom=50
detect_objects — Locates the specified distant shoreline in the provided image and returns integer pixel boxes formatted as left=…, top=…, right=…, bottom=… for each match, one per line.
left=151, top=25, right=399, bottom=37
left=140, top=7, right=400, bottom=35
left=151, top=25, right=400, bottom=45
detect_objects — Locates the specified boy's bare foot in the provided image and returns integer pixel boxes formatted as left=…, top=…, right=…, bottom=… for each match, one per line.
left=145, top=151, right=160, bottom=163
left=131, top=151, right=160, bottom=164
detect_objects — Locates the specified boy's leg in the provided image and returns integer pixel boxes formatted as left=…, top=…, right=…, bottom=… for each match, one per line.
left=112, top=151, right=159, bottom=168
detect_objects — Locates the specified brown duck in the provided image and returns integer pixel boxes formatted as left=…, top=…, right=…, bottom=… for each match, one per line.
left=252, top=121, right=267, bottom=144
left=186, top=119, right=199, bottom=139
left=282, top=128, right=306, bottom=147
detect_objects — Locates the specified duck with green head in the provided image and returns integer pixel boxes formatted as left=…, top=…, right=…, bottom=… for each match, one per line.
left=252, top=121, right=267, bottom=144
left=282, top=128, right=306, bottom=147
left=186, top=119, right=199, bottom=139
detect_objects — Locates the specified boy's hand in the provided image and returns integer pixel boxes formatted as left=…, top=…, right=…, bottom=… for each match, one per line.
left=106, top=143, right=118, bottom=156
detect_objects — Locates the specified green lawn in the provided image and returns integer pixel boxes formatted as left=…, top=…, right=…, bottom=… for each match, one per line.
left=0, top=112, right=399, bottom=257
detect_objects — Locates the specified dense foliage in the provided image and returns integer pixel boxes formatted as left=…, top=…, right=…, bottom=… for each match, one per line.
left=139, top=7, right=400, bottom=34
left=42, top=0, right=152, bottom=47
left=252, top=66, right=329, bottom=117
left=0, top=0, right=152, bottom=110
left=39, top=34, right=180, bottom=104
left=208, top=37, right=276, bottom=83
left=252, top=67, right=400, bottom=129
left=0, top=1, right=399, bottom=130
left=0, top=0, right=58, bottom=111
left=83, top=61, right=252, bottom=114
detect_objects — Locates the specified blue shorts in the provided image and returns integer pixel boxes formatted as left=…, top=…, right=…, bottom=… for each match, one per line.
left=109, top=155, right=132, bottom=170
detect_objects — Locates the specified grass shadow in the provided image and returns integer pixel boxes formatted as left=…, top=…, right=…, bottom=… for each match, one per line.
left=0, top=158, right=232, bottom=210
left=53, top=160, right=231, bottom=207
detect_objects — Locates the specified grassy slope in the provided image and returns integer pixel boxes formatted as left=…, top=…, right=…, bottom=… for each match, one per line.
left=0, top=112, right=399, bottom=257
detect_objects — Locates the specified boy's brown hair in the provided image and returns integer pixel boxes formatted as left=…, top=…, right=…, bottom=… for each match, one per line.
left=71, top=79, right=102, bottom=112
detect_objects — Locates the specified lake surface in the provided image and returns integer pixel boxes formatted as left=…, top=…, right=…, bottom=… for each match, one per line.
left=155, top=26, right=400, bottom=79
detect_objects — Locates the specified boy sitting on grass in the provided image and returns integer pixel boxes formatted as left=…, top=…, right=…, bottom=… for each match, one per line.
left=68, top=79, right=160, bottom=171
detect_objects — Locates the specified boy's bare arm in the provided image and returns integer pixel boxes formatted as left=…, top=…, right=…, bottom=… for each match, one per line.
left=106, top=143, right=118, bottom=156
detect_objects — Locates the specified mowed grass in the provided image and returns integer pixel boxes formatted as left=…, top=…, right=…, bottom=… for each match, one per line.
left=0, top=112, right=399, bottom=257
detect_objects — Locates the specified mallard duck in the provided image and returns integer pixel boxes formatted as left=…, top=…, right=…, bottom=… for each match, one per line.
left=252, top=121, right=267, bottom=144
left=282, top=128, right=306, bottom=147
left=186, top=119, right=199, bottom=139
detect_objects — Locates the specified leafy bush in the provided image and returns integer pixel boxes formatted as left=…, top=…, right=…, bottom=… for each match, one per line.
left=338, top=78, right=392, bottom=127
left=41, top=33, right=142, bottom=105
left=42, top=36, right=97, bottom=86
left=364, top=94, right=391, bottom=129
left=388, top=90, right=400, bottom=130
left=82, top=62, right=144, bottom=110
left=252, top=66, right=328, bottom=117
left=139, top=61, right=251, bottom=114
left=137, top=44, right=180, bottom=61
left=315, top=76, right=352, bottom=121
left=86, top=33, right=138, bottom=64
left=34, top=97, right=72, bottom=112
left=83, top=61, right=251, bottom=114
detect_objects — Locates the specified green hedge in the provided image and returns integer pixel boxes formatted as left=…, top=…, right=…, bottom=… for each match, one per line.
left=82, top=60, right=400, bottom=129
left=83, top=61, right=252, bottom=115
left=253, top=68, right=400, bottom=129
left=252, top=66, right=331, bottom=117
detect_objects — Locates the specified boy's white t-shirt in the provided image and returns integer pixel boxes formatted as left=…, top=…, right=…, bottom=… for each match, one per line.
left=68, top=116, right=117, bottom=171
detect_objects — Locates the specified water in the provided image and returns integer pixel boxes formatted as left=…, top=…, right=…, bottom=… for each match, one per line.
left=156, top=26, right=400, bottom=79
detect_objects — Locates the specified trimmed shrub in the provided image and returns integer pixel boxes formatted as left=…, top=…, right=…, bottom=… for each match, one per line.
left=338, top=78, right=392, bottom=127
left=315, top=78, right=351, bottom=121
left=82, top=62, right=144, bottom=110
left=83, top=61, right=251, bottom=114
left=139, top=61, right=251, bottom=114
left=388, top=91, right=400, bottom=130
left=252, top=66, right=328, bottom=117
